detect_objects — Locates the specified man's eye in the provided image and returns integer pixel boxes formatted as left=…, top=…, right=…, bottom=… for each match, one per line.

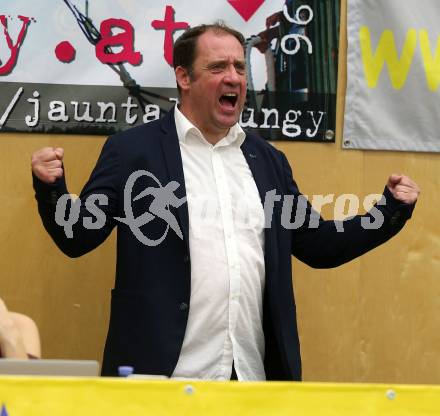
left=210, top=65, right=225, bottom=73
left=208, top=63, right=246, bottom=74
left=235, top=65, right=246, bottom=74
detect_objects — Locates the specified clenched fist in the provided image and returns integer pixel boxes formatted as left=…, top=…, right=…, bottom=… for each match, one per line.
left=387, top=174, right=420, bottom=205
left=31, top=147, right=64, bottom=184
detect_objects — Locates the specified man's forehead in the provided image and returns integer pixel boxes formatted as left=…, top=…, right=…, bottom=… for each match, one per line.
left=195, top=31, right=244, bottom=59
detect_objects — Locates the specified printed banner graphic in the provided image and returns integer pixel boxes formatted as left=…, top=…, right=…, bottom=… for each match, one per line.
left=0, top=1, right=339, bottom=141
left=344, top=0, right=440, bottom=152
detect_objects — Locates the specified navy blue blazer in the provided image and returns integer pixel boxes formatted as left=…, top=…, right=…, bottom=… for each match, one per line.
left=34, top=109, right=414, bottom=379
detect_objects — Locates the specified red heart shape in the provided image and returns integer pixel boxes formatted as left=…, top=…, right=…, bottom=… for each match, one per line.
left=227, top=0, right=265, bottom=22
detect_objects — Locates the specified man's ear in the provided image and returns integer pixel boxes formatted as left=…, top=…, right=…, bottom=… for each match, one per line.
left=175, top=66, right=191, bottom=92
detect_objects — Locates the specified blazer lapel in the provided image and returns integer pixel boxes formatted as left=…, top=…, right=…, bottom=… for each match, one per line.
left=159, top=109, right=190, bottom=249
left=241, top=139, right=270, bottom=204
left=241, top=137, right=279, bottom=276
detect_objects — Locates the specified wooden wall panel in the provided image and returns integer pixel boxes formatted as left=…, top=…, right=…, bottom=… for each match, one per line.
left=0, top=135, right=114, bottom=363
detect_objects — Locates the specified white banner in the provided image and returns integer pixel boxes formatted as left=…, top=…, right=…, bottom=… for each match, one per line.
left=344, top=0, right=440, bottom=152
left=0, top=0, right=338, bottom=139
left=1, top=0, right=278, bottom=89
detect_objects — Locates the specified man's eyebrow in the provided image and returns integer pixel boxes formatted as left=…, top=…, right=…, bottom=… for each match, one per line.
left=205, top=59, right=246, bottom=68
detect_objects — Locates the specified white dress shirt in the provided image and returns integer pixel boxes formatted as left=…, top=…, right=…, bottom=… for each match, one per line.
left=171, top=106, right=266, bottom=381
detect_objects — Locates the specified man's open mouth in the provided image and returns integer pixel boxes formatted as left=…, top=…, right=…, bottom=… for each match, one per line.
left=219, top=93, right=238, bottom=109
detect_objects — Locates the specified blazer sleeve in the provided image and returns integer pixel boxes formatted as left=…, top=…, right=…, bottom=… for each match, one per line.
left=32, top=135, right=120, bottom=258
left=278, top=152, right=415, bottom=269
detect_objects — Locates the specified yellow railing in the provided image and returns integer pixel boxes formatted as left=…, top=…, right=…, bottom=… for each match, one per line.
left=1, top=377, right=440, bottom=415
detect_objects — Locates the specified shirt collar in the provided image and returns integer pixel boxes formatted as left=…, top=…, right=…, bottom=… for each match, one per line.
left=174, top=105, right=245, bottom=148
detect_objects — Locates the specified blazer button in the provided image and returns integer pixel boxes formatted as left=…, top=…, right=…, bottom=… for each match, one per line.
left=50, top=191, right=58, bottom=204
left=179, top=302, right=188, bottom=311
left=183, top=254, right=190, bottom=263
left=390, top=211, right=402, bottom=226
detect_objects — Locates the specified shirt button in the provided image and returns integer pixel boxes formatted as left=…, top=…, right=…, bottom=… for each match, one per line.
left=179, top=302, right=188, bottom=311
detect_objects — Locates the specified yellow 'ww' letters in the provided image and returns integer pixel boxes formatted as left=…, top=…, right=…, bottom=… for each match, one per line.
left=359, top=26, right=417, bottom=90
left=360, top=26, right=440, bottom=91
left=419, top=30, right=440, bottom=91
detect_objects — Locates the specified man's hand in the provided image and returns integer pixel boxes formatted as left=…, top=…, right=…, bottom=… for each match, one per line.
left=387, top=174, right=420, bottom=205
left=31, top=147, right=64, bottom=184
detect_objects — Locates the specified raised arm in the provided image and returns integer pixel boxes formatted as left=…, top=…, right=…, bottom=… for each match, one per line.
left=278, top=153, right=420, bottom=268
left=31, top=137, right=120, bottom=257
